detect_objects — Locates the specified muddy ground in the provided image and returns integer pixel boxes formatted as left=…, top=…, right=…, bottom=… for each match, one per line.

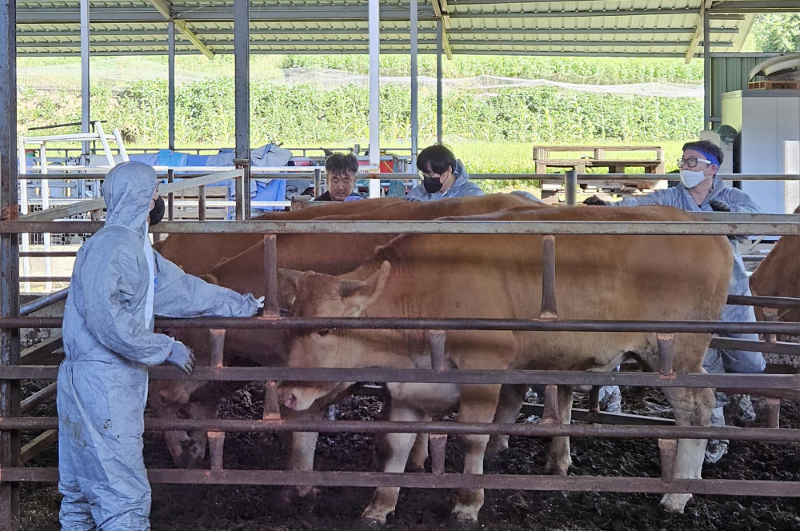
left=17, top=374, right=800, bottom=531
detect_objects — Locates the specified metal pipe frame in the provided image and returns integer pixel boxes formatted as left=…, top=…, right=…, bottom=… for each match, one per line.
left=80, top=0, right=90, bottom=161
left=436, top=20, right=443, bottom=143
left=0, top=0, right=20, bottom=525
left=1, top=417, right=798, bottom=443
left=234, top=0, right=251, bottom=220
left=410, top=0, right=419, bottom=170
left=2, top=364, right=798, bottom=390
left=168, top=20, right=175, bottom=151
left=1, top=219, right=797, bottom=236
left=703, top=10, right=711, bottom=130
left=2, top=467, right=800, bottom=497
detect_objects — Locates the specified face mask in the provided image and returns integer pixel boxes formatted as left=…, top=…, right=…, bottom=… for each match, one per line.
left=680, top=169, right=707, bottom=189
left=149, top=196, right=165, bottom=225
left=423, top=176, right=443, bottom=194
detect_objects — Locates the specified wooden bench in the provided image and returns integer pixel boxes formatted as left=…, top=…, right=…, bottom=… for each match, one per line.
left=533, top=145, right=665, bottom=175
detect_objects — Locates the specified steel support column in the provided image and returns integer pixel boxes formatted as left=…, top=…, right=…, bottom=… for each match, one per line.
left=410, top=0, right=419, bottom=170
left=0, top=0, right=20, bottom=526
left=80, top=0, right=90, bottom=160
left=168, top=20, right=176, bottom=150
left=436, top=20, right=443, bottom=143
left=234, top=0, right=251, bottom=219
left=703, top=10, right=711, bottom=130
left=368, top=0, right=381, bottom=197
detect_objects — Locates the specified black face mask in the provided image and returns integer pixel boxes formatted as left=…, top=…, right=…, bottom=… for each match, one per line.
left=149, top=196, right=165, bottom=225
left=423, top=176, right=443, bottom=194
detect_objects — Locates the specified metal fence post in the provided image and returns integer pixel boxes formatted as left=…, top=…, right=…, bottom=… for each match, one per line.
left=0, top=0, right=20, bottom=526
left=565, top=170, right=578, bottom=206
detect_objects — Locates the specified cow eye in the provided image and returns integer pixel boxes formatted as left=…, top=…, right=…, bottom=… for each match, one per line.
left=315, top=329, right=330, bottom=337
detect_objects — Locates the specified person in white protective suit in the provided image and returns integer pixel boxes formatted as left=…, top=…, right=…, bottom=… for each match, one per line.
left=58, top=161, right=263, bottom=530
left=584, top=139, right=765, bottom=464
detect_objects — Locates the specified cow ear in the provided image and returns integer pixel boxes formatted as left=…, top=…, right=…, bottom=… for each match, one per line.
left=278, top=268, right=304, bottom=309
left=341, top=261, right=391, bottom=316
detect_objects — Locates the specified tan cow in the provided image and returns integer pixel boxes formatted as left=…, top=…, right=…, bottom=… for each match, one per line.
left=748, top=206, right=800, bottom=325
left=151, top=194, right=547, bottom=475
left=278, top=206, right=732, bottom=524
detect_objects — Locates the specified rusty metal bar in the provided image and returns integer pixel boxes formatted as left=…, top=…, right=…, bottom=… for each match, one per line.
left=430, top=434, right=446, bottom=476
left=429, top=330, right=446, bottom=371
left=167, top=168, right=175, bottom=221
left=19, top=430, right=57, bottom=465
left=19, top=383, right=56, bottom=415
left=314, top=167, right=322, bottom=198
left=541, top=385, right=559, bottom=424
left=727, top=296, right=800, bottom=310
left=2, top=468, right=800, bottom=498
left=198, top=185, right=207, bottom=221
left=521, top=403, right=675, bottom=426
left=766, top=398, right=781, bottom=429
left=540, top=235, right=557, bottom=320
left=263, top=234, right=279, bottom=315
left=19, top=335, right=62, bottom=365
left=657, top=333, right=675, bottom=376
left=709, top=337, right=800, bottom=356
left=3, top=316, right=797, bottom=335
left=208, top=432, right=224, bottom=471
left=2, top=365, right=798, bottom=391
left=764, top=307, right=779, bottom=344
left=1, top=417, right=798, bottom=442
left=208, top=329, right=226, bottom=368
left=1, top=220, right=797, bottom=237
left=262, top=381, right=281, bottom=421
left=18, top=277, right=71, bottom=283
left=658, top=439, right=677, bottom=482
left=18, top=252, right=77, bottom=258
left=589, top=387, right=600, bottom=414
left=19, top=288, right=68, bottom=316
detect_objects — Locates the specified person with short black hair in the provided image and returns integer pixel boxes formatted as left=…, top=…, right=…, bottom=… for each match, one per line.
left=407, top=144, right=483, bottom=201
left=584, top=139, right=764, bottom=464
left=316, top=152, right=363, bottom=202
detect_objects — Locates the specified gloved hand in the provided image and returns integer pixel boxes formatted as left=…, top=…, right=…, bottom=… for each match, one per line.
left=709, top=199, right=731, bottom=212
left=166, top=341, right=195, bottom=376
left=583, top=195, right=607, bottom=206
left=255, top=295, right=265, bottom=317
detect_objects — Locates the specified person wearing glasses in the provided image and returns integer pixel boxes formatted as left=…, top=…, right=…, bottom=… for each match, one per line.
left=584, top=140, right=765, bottom=464
left=407, top=144, right=483, bottom=201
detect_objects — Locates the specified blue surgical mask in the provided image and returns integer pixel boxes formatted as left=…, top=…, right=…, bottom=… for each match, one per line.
left=680, top=169, right=706, bottom=189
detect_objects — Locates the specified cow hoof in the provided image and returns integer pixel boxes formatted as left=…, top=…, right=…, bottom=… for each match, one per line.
left=277, top=486, right=318, bottom=508
left=544, top=458, right=573, bottom=476
left=660, top=493, right=691, bottom=513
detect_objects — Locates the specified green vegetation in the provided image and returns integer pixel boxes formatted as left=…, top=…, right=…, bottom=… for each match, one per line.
left=18, top=54, right=706, bottom=177
left=752, top=13, right=800, bottom=53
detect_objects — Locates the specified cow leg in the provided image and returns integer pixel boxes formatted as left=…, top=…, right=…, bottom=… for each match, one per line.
left=659, top=385, right=714, bottom=512
left=544, top=385, right=574, bottom=476
left=280, top=404, right=324, bottom=504
left=361, top=401, right=424, bottom=524
left=485, top=384, right=527, bottom=465
left=451, top=383, right=502, bottom=525
left=407, top=417, right=430, bottom=472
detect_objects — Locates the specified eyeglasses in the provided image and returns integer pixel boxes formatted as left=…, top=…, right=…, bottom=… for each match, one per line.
left=418, top=171, right=441, bottom=180
left=677, top=157, right=712, bottom=169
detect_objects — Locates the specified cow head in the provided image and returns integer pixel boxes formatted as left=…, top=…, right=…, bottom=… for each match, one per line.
left=278, top=261, right=391, bottom=411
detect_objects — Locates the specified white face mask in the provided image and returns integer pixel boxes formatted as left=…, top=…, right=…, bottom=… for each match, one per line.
left=680, top=169, right=707, bottom=189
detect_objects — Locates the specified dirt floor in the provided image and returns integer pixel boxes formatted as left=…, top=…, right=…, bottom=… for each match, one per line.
left=17, top=375, right=800, bottom=531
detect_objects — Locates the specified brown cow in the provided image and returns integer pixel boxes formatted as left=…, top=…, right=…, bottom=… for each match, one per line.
left=150, top=194, right=547, bottom=474
left=278, top=206, right=732, bottom=524
left=748, top=206, right=800, bottom=324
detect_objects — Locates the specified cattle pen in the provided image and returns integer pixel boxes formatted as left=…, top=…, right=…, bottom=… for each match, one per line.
left=2, top=167, right=800, bottom=528
left=4, top=1, right=800, bottom=529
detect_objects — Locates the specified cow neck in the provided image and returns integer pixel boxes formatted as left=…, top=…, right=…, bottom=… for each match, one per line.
left=338, top=258, right=422, bottom=371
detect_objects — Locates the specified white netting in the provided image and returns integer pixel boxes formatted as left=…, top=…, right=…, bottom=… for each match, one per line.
left=18, top=59, right=703, bottom=98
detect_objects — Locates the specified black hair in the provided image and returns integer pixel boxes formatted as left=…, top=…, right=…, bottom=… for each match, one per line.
left=325, top=152, right=359, bottom=176
left=682, top=140, right=724, bottom=166
left=417, top=144, right=457, bottom=175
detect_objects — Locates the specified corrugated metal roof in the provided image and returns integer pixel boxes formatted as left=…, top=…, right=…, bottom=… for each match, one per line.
left=16, top=0, right=756, bottom=57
